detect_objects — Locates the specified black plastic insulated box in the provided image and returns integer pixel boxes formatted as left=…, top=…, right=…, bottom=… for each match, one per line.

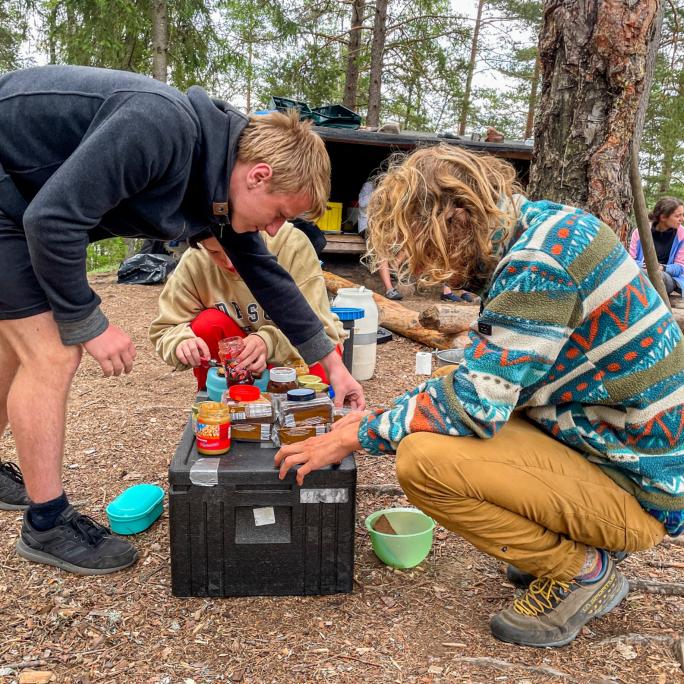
left=169, top=420, right=356, bottom=597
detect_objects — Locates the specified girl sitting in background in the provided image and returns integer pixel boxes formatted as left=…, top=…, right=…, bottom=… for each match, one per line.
left=629, top=196, right=684, bottom=299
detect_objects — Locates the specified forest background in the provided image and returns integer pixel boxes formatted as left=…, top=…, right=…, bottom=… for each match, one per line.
left=1, top=0, right=682, bottom=269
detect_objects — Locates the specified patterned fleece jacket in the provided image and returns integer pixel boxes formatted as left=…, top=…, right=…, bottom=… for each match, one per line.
left=359, top=198, right=684, bottom=535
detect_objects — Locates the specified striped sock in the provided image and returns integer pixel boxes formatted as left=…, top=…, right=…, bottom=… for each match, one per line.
left=576, top=548, right=608, bottom=584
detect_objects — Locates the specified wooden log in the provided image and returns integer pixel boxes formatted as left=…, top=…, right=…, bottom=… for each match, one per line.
left=418, top=303, right=479, bottom=333
left=323, top=271, right=459, bottom=350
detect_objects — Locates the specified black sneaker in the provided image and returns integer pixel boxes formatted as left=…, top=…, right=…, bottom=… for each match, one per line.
left=385, top=287, right=403, bottom=301
left=16, top=505, right=138, bottom=575
left=506, top=551, right=630, bottom=588
left=0, top=461, right=30, bottom=511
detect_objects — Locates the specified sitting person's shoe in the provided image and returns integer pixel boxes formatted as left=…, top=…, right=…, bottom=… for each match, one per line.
left=16, top=505, right=138, bottom=575
left=0, top=461, right=30, bottom=511
left=506, top=551, right=629, bottom=589
left=385, top=287, right=403, bottom=300
left=440, top=292, right=464, bottom=303
left=491, top=559, right=629, bottom=647
left=459, top=291, right=479, bottom=303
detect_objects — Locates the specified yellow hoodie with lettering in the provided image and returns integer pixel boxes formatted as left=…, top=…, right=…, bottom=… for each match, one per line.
left=149, top=223, right=346, bottom=371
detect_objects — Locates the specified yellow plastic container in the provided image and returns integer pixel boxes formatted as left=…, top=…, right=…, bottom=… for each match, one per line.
left=316, top=202, right=343, bottom=232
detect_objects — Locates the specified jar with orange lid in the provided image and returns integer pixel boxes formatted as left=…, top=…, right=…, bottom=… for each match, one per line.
left=195, top=401, right=231, bottom=456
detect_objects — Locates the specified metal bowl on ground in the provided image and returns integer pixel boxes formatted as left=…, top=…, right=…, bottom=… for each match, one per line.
left=434, top=348, right=465, bottom=368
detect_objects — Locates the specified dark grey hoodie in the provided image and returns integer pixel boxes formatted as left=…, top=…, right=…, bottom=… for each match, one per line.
left=0, top=65, right=333, bottom=362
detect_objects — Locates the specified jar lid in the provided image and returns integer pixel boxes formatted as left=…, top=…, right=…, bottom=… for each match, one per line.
left=286, top=388, right=316, bottom=402
left=269, top=366, right=297, bottom=383
left=297, top=374, right=323, bottom=385
left=228, top=384, right=261, bottom=402
left=330, top=306, right=365, bottom=321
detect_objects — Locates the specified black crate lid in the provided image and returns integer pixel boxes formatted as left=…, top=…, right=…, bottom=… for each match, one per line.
left=169, top=420, right=356, bottom=487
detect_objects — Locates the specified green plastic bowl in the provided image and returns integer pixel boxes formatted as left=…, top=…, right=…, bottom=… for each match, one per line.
left=365, top=507, right=435, bottom=569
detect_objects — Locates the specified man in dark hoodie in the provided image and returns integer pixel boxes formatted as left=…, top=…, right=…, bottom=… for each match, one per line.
left=0, top=65, right=364, bottom=575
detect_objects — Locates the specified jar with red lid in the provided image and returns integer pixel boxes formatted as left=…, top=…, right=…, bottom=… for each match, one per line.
left=195, top=401, right=231, bottom=456
left=218, top=336, right=253, bottom=386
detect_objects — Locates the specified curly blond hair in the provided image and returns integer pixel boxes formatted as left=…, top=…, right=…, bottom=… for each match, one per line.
left=365, top=144, right=521, bottom=290
left=238, top=110, right=331, bottom=219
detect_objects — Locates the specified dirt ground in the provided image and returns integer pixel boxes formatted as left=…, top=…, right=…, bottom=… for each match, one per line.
left=1, top=260, right=683, bottom=684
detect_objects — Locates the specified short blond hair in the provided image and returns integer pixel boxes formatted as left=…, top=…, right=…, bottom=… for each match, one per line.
left=366, top=144, right=520, bottom=291
left=237, top=110, right=331, bottom=219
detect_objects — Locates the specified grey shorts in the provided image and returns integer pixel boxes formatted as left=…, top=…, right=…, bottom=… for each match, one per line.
left=0, top=209, right=51, bottom=319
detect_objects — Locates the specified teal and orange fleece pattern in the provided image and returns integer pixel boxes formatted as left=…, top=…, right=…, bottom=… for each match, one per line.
left=359, top=198, right=684, bottom=535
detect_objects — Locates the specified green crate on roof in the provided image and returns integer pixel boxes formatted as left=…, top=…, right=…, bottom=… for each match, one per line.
left=269, top=96, right=314, bottom=121
left=311, top=104, right=362, bottom=129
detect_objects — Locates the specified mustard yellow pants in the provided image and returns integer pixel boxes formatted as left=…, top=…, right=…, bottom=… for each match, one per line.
left=395, top=376, right=665, bottom=580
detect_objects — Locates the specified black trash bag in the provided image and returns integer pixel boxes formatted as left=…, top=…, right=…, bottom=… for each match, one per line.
left=117, top=253, right=176, bottom=285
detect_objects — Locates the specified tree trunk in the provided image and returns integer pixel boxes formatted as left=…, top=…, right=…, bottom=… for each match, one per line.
left=418, top=304, right=479, bottom=334
left=524, top=52, right=540, bottom=140
left=366, top=0, right=389, bottom=128
left=323, top=271, right=462, bottom=349
left=151, top=0, right=168, bottom=83
left=458, top=0, right=485, bottom=136
left=246, top=40, right=253, bottom=113
left=529, top=0, right=660, bottom=243
left=343, top=0, right=365, bottom=112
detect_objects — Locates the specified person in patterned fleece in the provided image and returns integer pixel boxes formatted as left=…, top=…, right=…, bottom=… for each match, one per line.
left=275, top=144, right=684, bottom=648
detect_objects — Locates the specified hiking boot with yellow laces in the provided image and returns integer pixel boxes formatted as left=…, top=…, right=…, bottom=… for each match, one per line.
left=490, top=556, right=629, bottom=647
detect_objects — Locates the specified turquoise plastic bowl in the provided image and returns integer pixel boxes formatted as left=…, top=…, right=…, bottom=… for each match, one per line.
left=106, top=484, right=164, bottom=535
left=365, top=507, right=435, bottom=569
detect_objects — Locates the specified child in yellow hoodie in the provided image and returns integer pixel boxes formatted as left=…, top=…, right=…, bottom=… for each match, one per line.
left=149, top=222, right=346, bottom=389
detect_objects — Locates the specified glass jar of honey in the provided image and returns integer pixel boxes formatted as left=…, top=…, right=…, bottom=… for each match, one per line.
left=195, top=401, right=231, bottom=456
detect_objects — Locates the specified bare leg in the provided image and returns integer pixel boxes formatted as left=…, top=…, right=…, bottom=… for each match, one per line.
left=378, top=261, right=393, bottom=291
left=0, top=312, right=81, bottom=503
left=0, top=341, right=19, bottom=439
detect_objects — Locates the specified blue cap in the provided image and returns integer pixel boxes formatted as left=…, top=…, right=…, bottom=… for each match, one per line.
left=331, top=306, right=365, bottom=321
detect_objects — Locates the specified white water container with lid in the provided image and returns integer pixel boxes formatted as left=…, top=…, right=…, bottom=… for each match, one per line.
left=332, top=287, right=379, bottom=380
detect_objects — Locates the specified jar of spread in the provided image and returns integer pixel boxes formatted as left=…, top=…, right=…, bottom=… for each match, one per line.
left=218, top=336, right=253, bottom=386
left=279, top=389, right=333, bottom=427
left=283, top=357, right=309, bottom=377
left=195, top=401, right=231, bottom=456
left=232, top=422, right=273, bottom=442
left=267, top=367, right=298, bottom=394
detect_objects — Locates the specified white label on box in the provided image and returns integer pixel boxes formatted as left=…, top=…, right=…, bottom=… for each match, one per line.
left=253, top=506, right=276, bottom=526
left=300, top=488, right=349, bottom=504
left=260, top=424, right=271, bottom=439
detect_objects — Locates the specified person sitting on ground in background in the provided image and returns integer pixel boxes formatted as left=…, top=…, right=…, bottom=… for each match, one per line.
left=358, top=179, right=402, bottom=300
left=629, top=196, right=684, bottom=300
left=150, top=222, right=345, bottom=389
left=275, top=144, right=684, bottom=649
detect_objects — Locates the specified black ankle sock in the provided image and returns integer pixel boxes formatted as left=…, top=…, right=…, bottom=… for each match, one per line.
left=29, top=492, right=69, bottom=531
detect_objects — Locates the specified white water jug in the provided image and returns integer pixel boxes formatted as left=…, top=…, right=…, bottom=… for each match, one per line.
left=332, top=287, right=379, bottom=380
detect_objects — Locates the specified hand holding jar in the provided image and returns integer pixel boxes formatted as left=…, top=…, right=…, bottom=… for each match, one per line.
left=218, top=336, right=253, bottom=386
